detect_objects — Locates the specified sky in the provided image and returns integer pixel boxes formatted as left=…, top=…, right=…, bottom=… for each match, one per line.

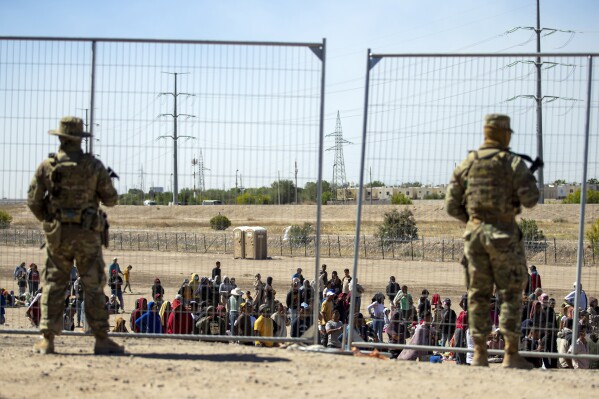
left=1, top=0, right=599, bottom=198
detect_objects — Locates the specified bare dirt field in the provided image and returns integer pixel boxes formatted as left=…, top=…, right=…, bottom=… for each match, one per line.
left=1, top=203, right=598, bottom=398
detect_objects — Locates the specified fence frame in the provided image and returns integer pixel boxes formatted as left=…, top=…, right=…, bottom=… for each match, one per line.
left=0, top=35, right=327, bottom=345
left=348, top=51, right=599, bottom=360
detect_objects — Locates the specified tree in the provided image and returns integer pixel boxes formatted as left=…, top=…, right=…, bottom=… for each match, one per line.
left=553, top=179, right=567, bottom=185
left=391, top=193, right=412, bottom=205
left=302, top=180, right=331, bottom=204
left=287, top=223, right=313, bottom=246
left=236, top=192, right=270, bottom=205
left=0, top=209, right=12, bottom=229
left=588, top=178, right=599, bottom=185
left=271, top=179, right=296, bottom=204
left=377, top=209, right=418, bottom=242
left=368, top=180, right=385, bottom=188
left=519, top=219, right=547, bottom=253
left=400, top=181, right=422, bottom=188
left=562, top=189, right=599, bottom=204
left=423, top=192, right=445, bottom=200
left=209, top=214, right=231, bottom=230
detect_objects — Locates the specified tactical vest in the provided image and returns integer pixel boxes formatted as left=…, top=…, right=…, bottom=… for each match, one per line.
left=464, top=150, right=514, bottom=220
left=47, top=153, right=98, bottom=223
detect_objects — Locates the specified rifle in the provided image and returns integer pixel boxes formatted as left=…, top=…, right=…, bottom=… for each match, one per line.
left=510, top=151, right=544, bottom=173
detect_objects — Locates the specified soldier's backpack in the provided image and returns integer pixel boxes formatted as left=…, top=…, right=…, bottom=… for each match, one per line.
left=464, top=150, right=513, bottom=217
left=47, top=153, right=97, bottom=223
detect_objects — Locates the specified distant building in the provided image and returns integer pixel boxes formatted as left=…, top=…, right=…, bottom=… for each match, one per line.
left=149, top=187, right=164, bottom=193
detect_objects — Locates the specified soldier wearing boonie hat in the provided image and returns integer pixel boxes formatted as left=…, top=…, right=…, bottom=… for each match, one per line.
left=28, top=116, right=122, bottom=355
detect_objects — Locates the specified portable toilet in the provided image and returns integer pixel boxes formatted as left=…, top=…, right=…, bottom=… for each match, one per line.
left=245, top=226, right=267, bottom=260
left=233, top=226, right=248, bottom=259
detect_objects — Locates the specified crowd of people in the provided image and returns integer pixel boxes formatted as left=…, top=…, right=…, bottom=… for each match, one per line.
left=1, top=259, right=598, bottom=368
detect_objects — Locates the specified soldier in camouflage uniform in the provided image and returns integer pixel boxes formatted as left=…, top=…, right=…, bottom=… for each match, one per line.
left=27, top=116, right=124, bottom=355
left=445, top=114, right=539, bottom=368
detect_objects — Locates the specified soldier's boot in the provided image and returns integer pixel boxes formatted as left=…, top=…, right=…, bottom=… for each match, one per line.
left=94, top=333, right=125, bottom=355
left=471, top=336, right=489, bottom=367
left=503, top=335, right=533, bottom=369
left=33, top=332, right=55, bottom=354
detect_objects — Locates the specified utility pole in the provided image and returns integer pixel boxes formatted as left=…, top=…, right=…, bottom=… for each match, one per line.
left=505, top=0, right=575, bottom=204
left=278, top=170, right=281, bottom=205
left=192, top=149, right=209, bottom=202
left=158, top=72, right=195, bottom=206
left=295, top=160, right=298, bottom=204
left=326, top=111, right=352, bottom=202
left=369, top=166, right=372, bottom=205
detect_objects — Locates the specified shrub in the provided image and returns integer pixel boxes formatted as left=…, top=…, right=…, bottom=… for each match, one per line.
left=562, top=189, right=599, bottom=204
left=423, top=192, right=445, bottom=200
left=209, top=214, right=231, bottom=230
left=0, top=209, right=12, bottom=229
left=587, top=219, right=599, bottom=253
left=390, top=193, right=412, bottom=205
left=519, top=218, right=546, bottom=253
left=377, top=209, right=418, bottom=242
left=287, top=223, right=313, bottom=246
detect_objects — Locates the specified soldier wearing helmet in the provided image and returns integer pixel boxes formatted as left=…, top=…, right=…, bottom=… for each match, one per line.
left=445, top=114, right=539, bottom=369
left=27, top=116, right=124, bottom=355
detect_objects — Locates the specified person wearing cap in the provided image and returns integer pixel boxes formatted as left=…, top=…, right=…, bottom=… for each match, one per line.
left=228, top=287, right=243, bottom=334
left=27, top=116, right=123, bottom=355
left=108, top=257, right=123, bottom=277
left=320, top=291, right=336, bottom=346
left=446, top=114, right=539, bottom=369
left=291, top=302, right=312, bottom=338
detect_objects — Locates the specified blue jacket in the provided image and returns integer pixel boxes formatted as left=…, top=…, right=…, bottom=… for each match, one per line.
left=135, top=301, right=163, bottom=334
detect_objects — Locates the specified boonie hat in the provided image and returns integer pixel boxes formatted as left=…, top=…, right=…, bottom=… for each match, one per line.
left=484, top=114, right=513, bottom=133
left=49, top=116, right=92, bottom=139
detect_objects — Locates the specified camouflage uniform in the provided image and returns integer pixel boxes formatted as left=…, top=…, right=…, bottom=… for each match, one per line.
left=446, top=114, right=539, bottom=367
left=27, top=116, right=122, bottom=354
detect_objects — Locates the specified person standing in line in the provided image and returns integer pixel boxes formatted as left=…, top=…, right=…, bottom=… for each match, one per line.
left=211, top=260, right=222, bottom=280
left=14, top=262, right=28, bottom=298
left=108, top=257, right=122, bottom=277
left=341, top=268, right=352, bottom=294
left=27, top=263, right=40, bottom=297
left=386, top=276, right=400, bottom=306
left=446, top=114, right=539, bottom=368
left=123, top=265, right=133, bottom=293
left=27, top=116, right=124, bottom=354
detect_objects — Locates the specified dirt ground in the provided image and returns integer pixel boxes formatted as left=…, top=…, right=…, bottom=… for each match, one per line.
left=0, top=333, right=597, bottom=399
left=1, top=203, right=598, bottom=398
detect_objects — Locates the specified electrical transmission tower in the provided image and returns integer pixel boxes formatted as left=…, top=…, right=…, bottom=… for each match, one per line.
left=138, top=165, right=145, bottom=193
left=191, top=149, right=210, bottom=201
left=326, top=111, right=352, bottom=201
left=158, top=72, right=196, bottom=205
left=505, top=0, right=576, bottom=204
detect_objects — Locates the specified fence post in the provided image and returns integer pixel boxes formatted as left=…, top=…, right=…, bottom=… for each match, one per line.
left=554, top=238, right=557, bottom=263
left=304, top=239, right=307, bottom=256
left=442, top=239, right=445, bottom=262
left=204, top=234, right=207, bottom=252
left=381, top=239, right=385, bottom=259
left=224, top=234, right=227, bottom=253
left=157, top=233, right=160, bottom=251
left=175, top=233, right=178, bottom=252
left=422, top=236, right=424, bottom=259
left=280, top=236, right=283, bottom=256
left=289, top=237, right=293, bottom=256
left=452, top=238, right=455, bottom=261
left=165, top=233, right=168, bottom=251
left=544, top=238, right=547, bottom=264
left=337, top=235, right=341, bottom=257
left=137, top=233, right=140, bottom=251
left=129, top=232, right=132, bottom=250
left=328, top=236, right=331, bottom=257
left=195, top=233, right=198, bottom=253
left=184, top=233, right=187, bottom=252
left=410, top=240, right=414, bottom=260
left=363, top=235, right=367, bottom=258
left=392, top=239, right=395, bottom=259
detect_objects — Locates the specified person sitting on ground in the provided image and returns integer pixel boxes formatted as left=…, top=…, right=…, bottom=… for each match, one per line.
left=568, top=329, right=590, bottom=369
left=254, top=304, right=275, bottom=347
left=325, top=309, right=344, bottom=348
left=197, top=305, right=227, bottom=336
left=234, top=302, right=254, bottom=344
left=271, top=301, right=288, bottom=338
left=106, top=294, right=120, bottom=315
left=130, top=297, right=147, bottom=332
left=135, top=301, right=163, bottom=334
left=398, top=311, right=434, bottom=361
left=159, top=300, right=172, bottom=330
left=112, top=316, right=129, bottom=333
left=387, top=309, right=406, bottom=359
left=487, top=329, right=505, bottom=363
left=291, top=303, right=312, bottom=338
left=167, top=295, right=193, bottom=335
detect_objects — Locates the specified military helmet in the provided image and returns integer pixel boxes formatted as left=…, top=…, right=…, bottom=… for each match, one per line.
left=484, top=114, right=513, bottom=133
left=48, top=116, right=91, bottom=139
